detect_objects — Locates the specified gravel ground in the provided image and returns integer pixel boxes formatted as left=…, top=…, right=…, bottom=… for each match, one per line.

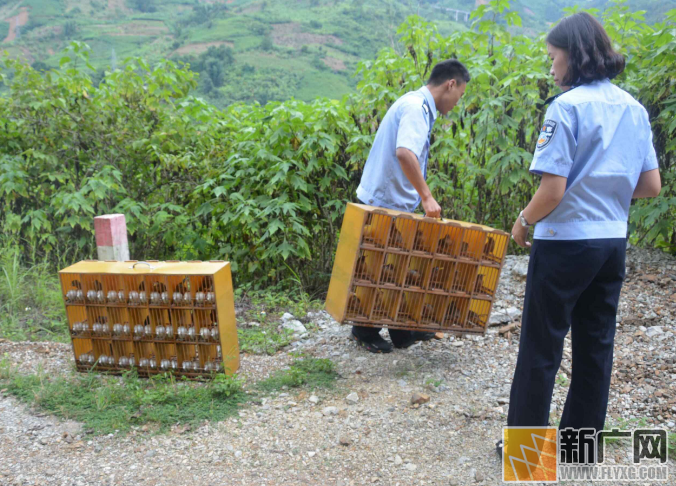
left=0, top=247, right=674, bottom=486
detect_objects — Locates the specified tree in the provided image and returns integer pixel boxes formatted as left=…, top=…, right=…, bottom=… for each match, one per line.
left=261, top=36, right=273, bottom=51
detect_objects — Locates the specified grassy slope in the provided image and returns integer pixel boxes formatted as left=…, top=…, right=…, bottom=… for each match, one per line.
left=0, top=0, right=673, bottom=104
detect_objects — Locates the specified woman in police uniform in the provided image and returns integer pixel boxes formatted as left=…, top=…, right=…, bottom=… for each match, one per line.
left=505, top=12, right=662, bottom=441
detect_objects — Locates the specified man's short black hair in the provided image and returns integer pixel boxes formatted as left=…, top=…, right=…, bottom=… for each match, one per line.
left=427, top=59, right=470, bottom=86
left=546, top=12, right=625, bottom=86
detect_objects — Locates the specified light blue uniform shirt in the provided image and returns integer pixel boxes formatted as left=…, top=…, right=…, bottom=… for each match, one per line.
left=530, top=79, right=658, bottom=240
left=356, top=86, right=437, bottom=212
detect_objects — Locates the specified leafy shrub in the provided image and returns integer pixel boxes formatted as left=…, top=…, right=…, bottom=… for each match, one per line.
left=0, top=1, right=673, bottom=297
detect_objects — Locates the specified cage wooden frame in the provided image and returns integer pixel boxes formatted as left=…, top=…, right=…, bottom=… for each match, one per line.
left=60, top=260, right=239, bottom=378
left=326, top=204, right=509, bottom=334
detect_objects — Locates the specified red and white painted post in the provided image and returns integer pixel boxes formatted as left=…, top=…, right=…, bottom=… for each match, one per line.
left=94, top=214, right=130, bottom=261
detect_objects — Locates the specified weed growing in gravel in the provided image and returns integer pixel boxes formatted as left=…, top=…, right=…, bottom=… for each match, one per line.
left=0, top=366, right=245, bottom=435
left=238, top=325, right=295, bottom=355
left=256, top=358, right=337, bottom=393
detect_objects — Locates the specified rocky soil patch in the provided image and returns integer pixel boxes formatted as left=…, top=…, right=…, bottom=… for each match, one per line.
left=0, top=246, right=674, bottom=485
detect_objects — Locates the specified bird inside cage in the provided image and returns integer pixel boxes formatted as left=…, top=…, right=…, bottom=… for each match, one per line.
left=354, top=255, right=367, bottom=280
left=348, top=292, right=363, bottom=316
left=467, top=310, right=482, bottom=327
left=445, top=301, right=461, bottom=324
left=388, top=227, right=404, bottom=249
left=429, top=266, right=444, bottom=289
left=152, top=281, right=167, bottom=293
left=372, top=290, right=385, bottom=314
left=437, top=234, right=452, bottom=255
left=474, top=274, right=485, bottom=294
left=405, top=269, right=422, bottom=287
left=381, top=263, right=396, bottom=284
left=413, top=230, right=425, bottom=250
left=174, top=277, right=190, bottom=294
left=483, top=237, right=495, bottom=257
left=459, top=241, right=470, bottom=257
left=421, top=303, right=435, bottom=322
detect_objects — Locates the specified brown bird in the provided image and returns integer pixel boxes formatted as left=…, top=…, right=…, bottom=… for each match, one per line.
left=388, top=227, right=405, bottom=249
left=444, top=301, right=461, bottom=324
left=437, top=234, right=452, bottom=254
left=474, top=274, right=485, bottom=294
left=373, top=290, right=386, bottom=314
left=348, top=293, right=364, bottom=316
left=421, top=303, right=435, bottom=322
left=380, top=263, right=396, bottom=284
left=467, top=311, right=482, bottom=327
left=174, top=276, right=190, bottom=294
left=460, top=241, right=470, bottom=257
left=354, top=255, right=368, bottom=280
left=483, top=237, right=496, bottom=257
left=138, top=280, right=146, bottom=292
left=451, top=270, right=464, bottom=292
left=362, top=224, right=376, bottom=245
left=429, top=266, right=445, bottom=289
left=93, top=280, right=103, bottom=291
left=405, top=269, right=422, bottom=287
left=413, top=230, right=425, bottom=251
left=71, top=280, right=82, bottom=289
left=152, top=281, right=167, bottom=293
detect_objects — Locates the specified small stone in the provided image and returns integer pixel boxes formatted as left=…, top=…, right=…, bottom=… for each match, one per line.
left=322, top=406, right=339, bottom=416
left=497, top=397, right=509, bottom=405
left=506, top=307, right=521, bottom=319
left=645, top=326, right=664, bottom=338
left=234, top=450, right=242, bottom=458
left=339, top=436, right=352, bottom=446
left=309, top=395, right=319, bottom=404
left=346, top=392, right=359, bottom=404
left=281, top=312, right=295, bottom=321
left=282, top=320, right=307, bottom=333
left=512, top=261, right=529, bottom=278
left=411, top=392, right=430, bottom=405
left=394, top=455, right=403, bottom=465
left=452, top=341, right=464, bottom=347
left=457, top=456, right=470, bottom=465
left=307, top=451, right=316, bottom=457
left=404, top=463, right=417, bottom=471
left=475, top=470, right=485, bottom=482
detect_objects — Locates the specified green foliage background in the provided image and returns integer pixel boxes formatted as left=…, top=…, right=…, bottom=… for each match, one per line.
left=1, top=0, right=674, bottom=294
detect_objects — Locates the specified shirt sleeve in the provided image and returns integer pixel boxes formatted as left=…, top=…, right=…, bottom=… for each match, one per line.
left=395, top=101, right=429, bottom=161
left=641, top=125, right=659, bottom=173
left=529, top=101, right=577, bottom=178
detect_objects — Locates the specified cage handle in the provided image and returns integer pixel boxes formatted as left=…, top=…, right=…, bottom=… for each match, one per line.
left=129, top=261, right=155, bottom=271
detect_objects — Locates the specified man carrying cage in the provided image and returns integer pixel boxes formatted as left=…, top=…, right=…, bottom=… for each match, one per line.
left=350, top=59, right=471, bottom=353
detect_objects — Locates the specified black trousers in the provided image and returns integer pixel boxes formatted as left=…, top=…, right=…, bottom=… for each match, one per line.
left=351, top=198, right=415, bottom=347
left=507, top=238, right=626, bottom=433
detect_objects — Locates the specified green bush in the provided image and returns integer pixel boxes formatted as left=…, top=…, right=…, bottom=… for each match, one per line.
left=0, top=1, right=674, bottom=296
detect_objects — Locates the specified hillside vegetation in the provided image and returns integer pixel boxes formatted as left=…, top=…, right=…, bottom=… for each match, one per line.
left=1, top=1, right=674, bottom=294
left=1, top=0, right=675, bottom=104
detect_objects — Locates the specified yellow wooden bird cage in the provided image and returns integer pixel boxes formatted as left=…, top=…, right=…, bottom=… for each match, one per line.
left=59, top=260, right=239, bottom=378
left=326, top=203, right=509, bottom=334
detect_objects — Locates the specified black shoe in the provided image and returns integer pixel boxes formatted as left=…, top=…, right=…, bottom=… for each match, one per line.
left=412, top=331, right=435, bottom=342
left=496, top=439, right=503, bottom=459
left=393, top=331, right=435, bottom=349
left=350, top=331, right=393, bottom=353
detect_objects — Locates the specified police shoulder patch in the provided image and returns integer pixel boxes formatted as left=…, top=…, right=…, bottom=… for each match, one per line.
left=536, top=119, right=558, bottom=150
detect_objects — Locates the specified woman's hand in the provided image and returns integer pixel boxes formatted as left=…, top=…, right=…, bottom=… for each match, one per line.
left=511, top=217, right=531, bottom=249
